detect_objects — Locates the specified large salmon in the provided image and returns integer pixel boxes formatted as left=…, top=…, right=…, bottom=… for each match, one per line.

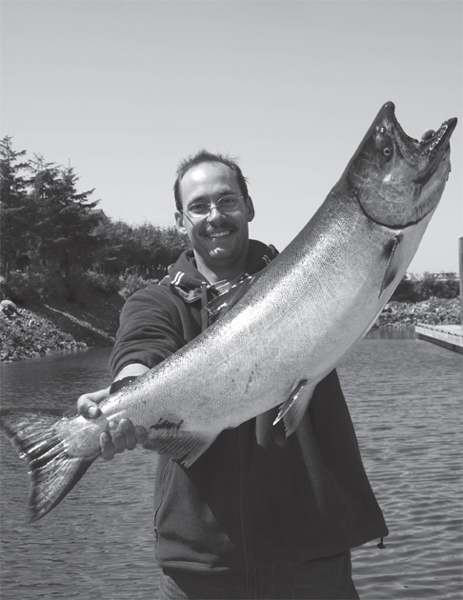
left=0, top=102, right=457, bottom=522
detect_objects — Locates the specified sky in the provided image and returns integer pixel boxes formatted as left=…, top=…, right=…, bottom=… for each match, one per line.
left=1, top=0, right=462, bottom=273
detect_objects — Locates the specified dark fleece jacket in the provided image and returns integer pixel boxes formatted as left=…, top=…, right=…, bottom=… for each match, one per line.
left=109, top=240, right=388, bottom=572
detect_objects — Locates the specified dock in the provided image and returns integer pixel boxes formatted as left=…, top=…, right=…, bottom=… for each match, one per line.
left=415, top=324, right=463, bottom=354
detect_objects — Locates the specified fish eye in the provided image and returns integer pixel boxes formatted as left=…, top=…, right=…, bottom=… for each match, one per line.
left=382, top=146, right=392, bottom=158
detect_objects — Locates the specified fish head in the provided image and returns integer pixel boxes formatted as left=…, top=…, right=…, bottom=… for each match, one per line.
left=346, top=102, right=457, bottom=227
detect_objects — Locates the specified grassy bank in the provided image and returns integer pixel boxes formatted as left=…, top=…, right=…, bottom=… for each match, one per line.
left=0, top=294, right=460, bottom=363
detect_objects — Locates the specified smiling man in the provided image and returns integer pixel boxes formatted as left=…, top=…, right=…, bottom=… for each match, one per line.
left=78, top=150, right=388, bottom=599
left=173, top=156, right=255, bottom=284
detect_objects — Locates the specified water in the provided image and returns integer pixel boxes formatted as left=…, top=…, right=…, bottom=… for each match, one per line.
left=1, top=338, right=462, bottom=599
left=339, top=337, right=462, bottom=600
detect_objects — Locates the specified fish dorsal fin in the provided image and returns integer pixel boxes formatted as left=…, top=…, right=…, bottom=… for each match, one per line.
left=273, top=380, right=317, bottom=437
left=380, top=234, right=403, bottom=296
left=207, top=275, right=257, bottom=325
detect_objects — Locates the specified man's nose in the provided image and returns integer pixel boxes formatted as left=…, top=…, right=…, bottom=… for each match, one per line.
left=207, top=206, right=227, bottom=223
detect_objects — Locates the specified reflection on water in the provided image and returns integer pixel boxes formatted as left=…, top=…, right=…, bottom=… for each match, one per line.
left=1, top=339, right=462, bottom=599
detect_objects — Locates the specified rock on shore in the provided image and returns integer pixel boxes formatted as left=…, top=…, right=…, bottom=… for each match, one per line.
left=374, top=297, right=461, bottom=329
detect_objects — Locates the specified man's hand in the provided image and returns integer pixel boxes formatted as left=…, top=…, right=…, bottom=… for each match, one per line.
left=77, top=387, right=109, bottom=419
left=99, top=419, right=147, bottom=461
left=77, top=387, right=147, bottom=461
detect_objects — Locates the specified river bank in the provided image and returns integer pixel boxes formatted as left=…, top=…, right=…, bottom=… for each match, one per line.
left=0, top=294, right=124, bottom=362
left=0, top=295, right=460, bottom=363
left=373, top=297, right=461, bottom=329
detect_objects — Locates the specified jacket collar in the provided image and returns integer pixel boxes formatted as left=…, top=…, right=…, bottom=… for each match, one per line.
left=159, top=240, right=278, bottom=304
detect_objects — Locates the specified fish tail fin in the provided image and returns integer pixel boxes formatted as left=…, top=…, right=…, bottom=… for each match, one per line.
left=0, top=409, right=95, bottom=522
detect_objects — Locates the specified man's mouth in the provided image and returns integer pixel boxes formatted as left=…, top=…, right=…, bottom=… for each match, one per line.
left=206, top=230, right=234, bottom=240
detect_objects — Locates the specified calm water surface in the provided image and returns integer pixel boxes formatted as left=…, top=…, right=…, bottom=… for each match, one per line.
left=1, top=336, right=462, bottom=599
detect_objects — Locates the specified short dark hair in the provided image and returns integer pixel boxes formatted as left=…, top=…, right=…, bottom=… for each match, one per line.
left=173, top=149, right=249, bottom=211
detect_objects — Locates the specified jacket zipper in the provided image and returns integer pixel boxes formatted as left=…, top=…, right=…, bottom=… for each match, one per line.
left=153, top=460, right=172, bottom=540
left=238, top=426, right=250, bottom=569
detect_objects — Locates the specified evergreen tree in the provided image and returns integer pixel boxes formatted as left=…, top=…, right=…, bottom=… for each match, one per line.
left=91, top=218, right=138, bottom=275
left=27, top=156, right=103, bottom=294
left=0, top=136, right=31, bottom=281
left=1, top=137, right=190, bottom=302
left=91, top=219, right=189, bottom=280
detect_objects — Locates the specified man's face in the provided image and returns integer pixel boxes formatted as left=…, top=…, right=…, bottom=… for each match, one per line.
left=175, top=162, right=255, bottom=273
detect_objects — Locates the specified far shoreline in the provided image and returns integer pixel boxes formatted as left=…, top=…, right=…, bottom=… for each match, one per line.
left=0, top=296, right=460, bottom=364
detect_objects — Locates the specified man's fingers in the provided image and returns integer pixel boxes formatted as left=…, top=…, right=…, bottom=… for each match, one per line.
left=120, top=419, right=137, bottom=450
left=100, top=431, right=115, bottom=461
left=88, top=405, right=102, bottom=418
left=134, top=425, right=148, bottom=444
left=108, top=421, right=126, bottom=454
left=78, top=399, right=101, bottom=419
left=77, top=388, right=110, bottom=418
left=99, top=420, right=146, bottom=460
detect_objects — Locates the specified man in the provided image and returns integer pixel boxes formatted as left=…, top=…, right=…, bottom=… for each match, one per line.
left=78, top=150, right=388, bottom=599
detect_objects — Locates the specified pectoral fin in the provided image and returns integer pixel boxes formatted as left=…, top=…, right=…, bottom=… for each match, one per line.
left=273, top=380, right=317, bottom=437
left=380, top=234, right=403, bottom=296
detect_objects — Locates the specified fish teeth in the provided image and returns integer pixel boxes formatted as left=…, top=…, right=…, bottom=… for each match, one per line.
left=419, top=122, right=448, bottom=156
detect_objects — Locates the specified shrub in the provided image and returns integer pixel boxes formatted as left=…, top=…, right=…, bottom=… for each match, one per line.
left=83, top=271, right=120, bottom=296
left=418, top=273, right=460, bottom=299
left=391, top=273, right=460, bottom=302
left=4, top=269, right=66, bottom=303
left=391, top=276, right=420, bottom=302
left=118, top=272, right=158, bottom=300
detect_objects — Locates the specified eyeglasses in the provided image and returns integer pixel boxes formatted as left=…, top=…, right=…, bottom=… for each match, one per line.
left=183, top=195, right=244, bottom=219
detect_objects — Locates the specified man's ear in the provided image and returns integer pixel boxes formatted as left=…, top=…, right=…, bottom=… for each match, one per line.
left=245, top=196, right=255, bottom=222
left=175, top=210, right=187, bottom=234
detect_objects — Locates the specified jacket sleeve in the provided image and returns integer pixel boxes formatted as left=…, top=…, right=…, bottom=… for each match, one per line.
left=108, top=285, right=193, bottom=379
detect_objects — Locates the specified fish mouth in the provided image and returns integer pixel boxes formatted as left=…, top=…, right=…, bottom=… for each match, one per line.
left=349, top=102, right=457, bottom=228
left=382, top=101, right=458, bottom=163
left=417, top=119, right=457, bottom=156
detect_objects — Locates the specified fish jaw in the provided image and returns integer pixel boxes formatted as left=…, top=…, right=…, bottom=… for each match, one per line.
left=345, top=101, right=457, bottom=227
